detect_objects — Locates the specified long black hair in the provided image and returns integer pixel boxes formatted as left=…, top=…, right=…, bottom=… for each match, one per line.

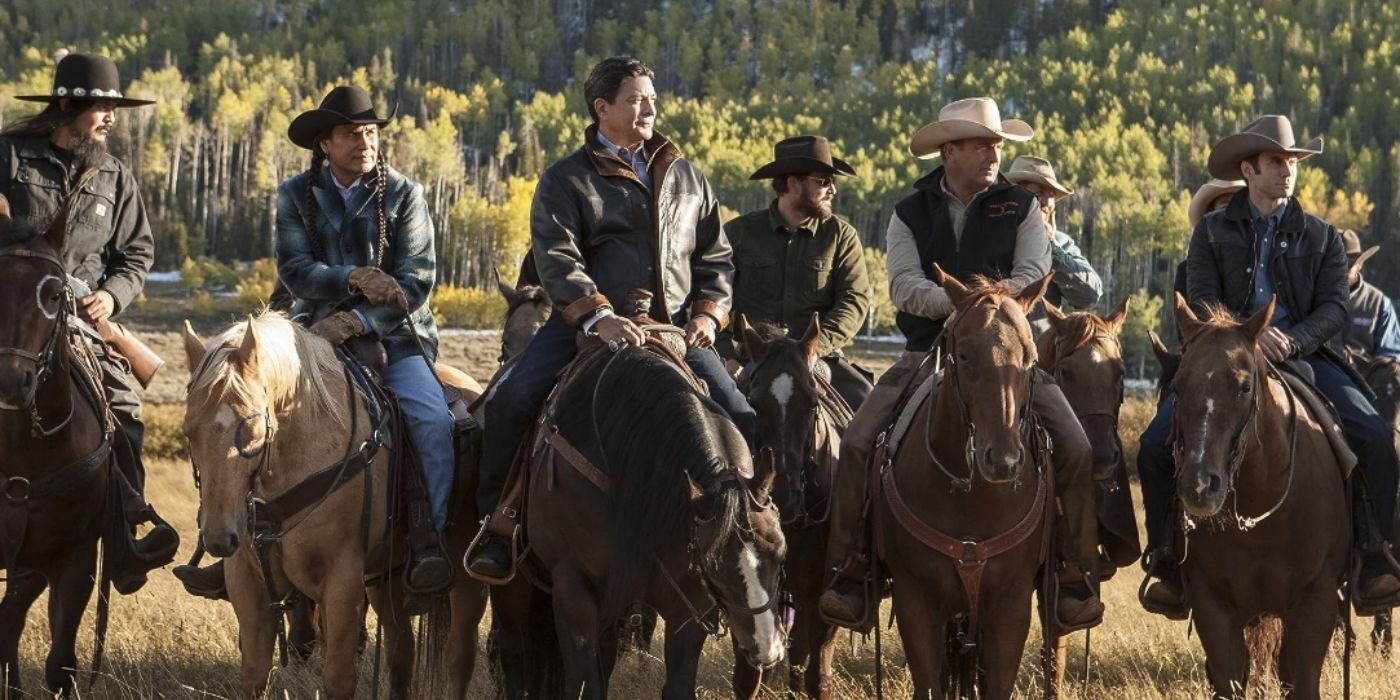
left=0, top=101, right=87, bottom=139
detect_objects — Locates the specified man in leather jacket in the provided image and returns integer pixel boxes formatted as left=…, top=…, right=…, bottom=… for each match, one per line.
left=466, top=56, right=756, bottom=580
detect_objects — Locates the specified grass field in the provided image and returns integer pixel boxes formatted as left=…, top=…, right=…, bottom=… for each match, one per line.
left=7, top=327, right=1400, bottom=698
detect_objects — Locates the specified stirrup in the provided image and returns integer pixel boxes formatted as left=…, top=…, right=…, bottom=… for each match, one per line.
left=464, top=517, right=521, bottom=585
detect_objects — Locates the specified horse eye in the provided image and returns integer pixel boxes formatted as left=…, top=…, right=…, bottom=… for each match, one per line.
left=1240, top=381, right=1253, bottom=395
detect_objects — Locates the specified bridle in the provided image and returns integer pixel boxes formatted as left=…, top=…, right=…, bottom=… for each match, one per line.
left=0, top=246, right=77, bottom=437
left=1049, top=331, right=1125, bottom=429
left=744, top=359, right=825, bottom=527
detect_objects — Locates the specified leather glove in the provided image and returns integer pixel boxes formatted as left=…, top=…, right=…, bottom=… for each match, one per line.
left=309, top=311, right=366, bottom=345
left=348, top=267, right=409, bottom=311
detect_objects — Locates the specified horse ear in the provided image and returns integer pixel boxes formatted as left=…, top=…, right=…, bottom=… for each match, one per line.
left=686, top=472, right=704, bottom=502
left=182, top=320, right=206, bottom=372
left=232, top=315, right=260, bottom=373
left=800, top=312, right=821, bottom=362
left=1102, top=295, right=1131, bottom=334
left=1040, top=299, right=1067, bottom=329
left=1148, top=330, right=1172, bottom=366
left=1173, top=292, right=1205, bottom=343
left=495, top=267, right=518, bottom=303
left=1240, top=295, right=1274, bottom=344
left=1014, top=271, right=1055, bottom=313
left=739, top=314, right=767, bottom=363
left=932, top=264, right=971, bottom=309
left=752, top=447, right=777, bottom=503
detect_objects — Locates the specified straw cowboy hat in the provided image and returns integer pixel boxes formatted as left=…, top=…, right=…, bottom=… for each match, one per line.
left=1004, top=156, right=1073, bottom=199
left=909, top=97, right=1033, bottom=160
left=1207, top=115, right=1323, bottom=180
left=1188, top=178, right=1246, bottom=226
left=749, top=135, right=857, bottom=180
left=288, top=85, right=397, bottom=150
left=1341, top=229, right=1380, bottom=271
left=14, top=52, right=154, bottom=107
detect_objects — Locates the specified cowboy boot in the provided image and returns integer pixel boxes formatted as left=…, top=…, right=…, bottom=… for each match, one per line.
left=1139, top=547, right=1189, bottom=620
left=817, top=555, right=873, bottom=631
left=173, top=559, right=229, bottom=600
left=1053, top=562, right=1105, bottom=632
left=466, top=535, right=513, bottom=580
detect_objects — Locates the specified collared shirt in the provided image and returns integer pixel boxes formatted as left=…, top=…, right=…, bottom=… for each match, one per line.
left=1248, top=201, right=1292, bottom=329
left=939, top=176, right=984, bottom=241
left=332, top=175, right=364, bottom=205
left=595, top=130, right=650, bottom=188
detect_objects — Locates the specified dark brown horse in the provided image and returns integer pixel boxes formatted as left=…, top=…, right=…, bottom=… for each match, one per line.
left=1171, top=294, right=1348, bottom=699
left=495, top=269, right=550, bottom=365
left=736, top=314, right=851, bottom=699
left=878, top=269, right=1056, bottom=699
left=0, top=208, right=113, bottom=697
left=1359, top=354, right=1400, bottom=652
left=526, top=341, right=787, bottom=699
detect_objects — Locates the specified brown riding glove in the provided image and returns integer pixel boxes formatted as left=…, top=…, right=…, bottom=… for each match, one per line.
left=348, top=267, right=409, bottom=311
left=309, top=311, right=366, bottom=345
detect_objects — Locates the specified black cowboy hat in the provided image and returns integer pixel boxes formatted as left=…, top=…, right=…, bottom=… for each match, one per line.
left=287, top=86, right=397, bottom=150
left=14, top=53, right=154, bottom=107
left=749, top=135, right=857, bottom=180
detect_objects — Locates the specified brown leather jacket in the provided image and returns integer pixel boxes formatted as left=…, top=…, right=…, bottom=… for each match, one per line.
left=530, top=125, right=732, bottom=328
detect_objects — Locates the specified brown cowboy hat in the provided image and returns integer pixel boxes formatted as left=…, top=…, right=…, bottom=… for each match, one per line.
left=14, top=52, right=154, bottom=107
left=1004, top=156, right=1073, bottom=199
left=1341, top=229, right=1380, bottom=270
left=749, top=135, right=856, bottom=180
left=909, top=97, right=1033, bottom=160
left=288, top=86, right=397, bottom=150
left=1207, top=115, right=1323, bottom=180
left=1188, top=178, right=1246, bottom=226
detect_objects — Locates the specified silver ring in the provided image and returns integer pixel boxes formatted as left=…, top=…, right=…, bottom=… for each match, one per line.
left=608, top=338, right=623, bottom=353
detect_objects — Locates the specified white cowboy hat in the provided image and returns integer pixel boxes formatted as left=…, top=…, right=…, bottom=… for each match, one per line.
left=1004, top=155, right=1073, bottom=198
left=1207, top=115, right=1323, bottom=180
left=1187, top=178, right=1246, bottom=226
left=909, top=97, right=1033, bottom=160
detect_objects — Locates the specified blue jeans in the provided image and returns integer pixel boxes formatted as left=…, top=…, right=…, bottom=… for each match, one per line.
left=1138, top=357, right=1399, bottom=563
left=385, top=354, right=457, bottom=531
left=476, top=312, right=757, bottom=518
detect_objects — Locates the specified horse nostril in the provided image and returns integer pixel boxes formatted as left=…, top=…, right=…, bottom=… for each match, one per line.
left=1208, top=474, right=1222, bottom=494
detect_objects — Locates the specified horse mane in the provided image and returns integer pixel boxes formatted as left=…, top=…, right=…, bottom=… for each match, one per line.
left=505, top=284, right=548, bottom=315
left=187, top=311, right=347, bottom=431
left=554, top=348, right=743, bottom=614
left=749, top=320, right=788, bottom=342
left=1038, top=311, right=1114, bottom=369
left=956, top=275, right=1021, bottom=307
left=1193, top=301, right=1243, bottom=328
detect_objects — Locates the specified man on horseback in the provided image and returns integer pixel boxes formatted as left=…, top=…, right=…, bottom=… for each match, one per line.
left=817, top=97, right=1105, bottom=632
left=1002, top=155, right=1102, bottom=325
left=466, top=56, right=757, bottom=581
left=720, top=135, right=874, bottom=409
left=1139, top=115, right=1400, bottom=617
left=1338, top=229, right=1400, bottom=363
left=175, top=85, right=455, bottom=597
left=0, top=52, right=179, bottom=593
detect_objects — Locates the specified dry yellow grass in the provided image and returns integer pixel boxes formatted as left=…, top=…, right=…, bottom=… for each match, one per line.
left=8, top=336, right=1400, bottom=698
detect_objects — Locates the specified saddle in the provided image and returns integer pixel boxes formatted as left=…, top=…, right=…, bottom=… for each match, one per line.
left=1276, top=360, right=1357, bottom=479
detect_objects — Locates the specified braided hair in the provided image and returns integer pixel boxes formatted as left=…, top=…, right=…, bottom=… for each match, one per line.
left=302, top=136, right=391, bottom=268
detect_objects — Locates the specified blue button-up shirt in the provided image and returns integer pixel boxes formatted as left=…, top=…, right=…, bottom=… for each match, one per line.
left=1248, top=201, right=1293, bottom=330
left=596, top=130, right=651, bottom=189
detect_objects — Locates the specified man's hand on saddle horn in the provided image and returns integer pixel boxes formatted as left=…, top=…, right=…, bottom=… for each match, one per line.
left=1258, top=327, right=1295, bottom=364
left=684, top=314, right=716, bottom=349
left=348, top=267, right=409, bottom=311
left=592, top=313, right=647, bottom=351
left=309, top=311, right=366, bottom=345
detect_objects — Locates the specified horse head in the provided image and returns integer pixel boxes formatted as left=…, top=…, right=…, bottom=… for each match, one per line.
left=496, top=268, right=550, bottom=364
left=688, top=445, right=787, bottom=669
left=739, top=313, right=823, bottom=524
left=0, top=194, right=74, bottom=410
left=936, top=265, right=1053, bottom=484
left=182, top=313, right=347, bottom=556
left=1171, top=293, right=1272, bottom=517
left=1363, top=354, right=1400, bottom=429
left=1038, top=297, right=1130, bottom=480
left=1148, top=329, right=1181, bottom=405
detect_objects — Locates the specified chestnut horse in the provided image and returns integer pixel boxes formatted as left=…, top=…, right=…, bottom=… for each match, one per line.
left=1170, top=294, right=1348, bottom=699
left=182, top=313, right=483, bottom=699
left=878, top=269, right=1056, bottom=699
left=736, top=314, right=852, bottom=699
left=0, top=211, right=113, bottom=697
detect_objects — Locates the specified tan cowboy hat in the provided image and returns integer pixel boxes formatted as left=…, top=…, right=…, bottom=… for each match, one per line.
left=1341, top=229, right=1380, bottom=270
left=748, top=135, right=857, bottom=180
left=909, top=97, right=1033, bottom=160
left=1004, top=156, right=1073, bottom=198
left=1207, top=115, right=1323, bottom=180
left=1188, top=178, right=1246, bottom=226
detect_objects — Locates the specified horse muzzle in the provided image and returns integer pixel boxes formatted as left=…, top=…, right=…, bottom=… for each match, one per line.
left=976, top=443, right=1026, bottom=484
left=1177, top=465, right=1228, bottom=517
left=0, top=361, right=36, bottom=410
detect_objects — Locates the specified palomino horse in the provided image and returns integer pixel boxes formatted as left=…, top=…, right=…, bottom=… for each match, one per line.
left=878, top=269, right=1056, bottom=699
left=736, top=314, right=850, bottom=699
left=1171, top=294, right=1348, bottom=699
left=0, top=208, right=114, bottom=697
left=526, top=340, right=787, bottom=698
left=1036, top=298, right=1141, bottom=572
left=181, top=313, right=481, bottom=699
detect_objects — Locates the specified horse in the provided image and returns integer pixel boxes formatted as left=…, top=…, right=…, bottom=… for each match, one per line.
left=1351, top=353, right=1400, bottom=654
left=877, top=268, right=1057, bottom=700
left=181, top=312, right=483, bottom=699
left=524, top=339, right=787, bottom=698
left=1170, top=293, right=1349, bottom=699
left=0, top=204, right=116, bottom=697
left=734, top=314, right=849, bottom=699
left=495, top=269, right=550, bottom=365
